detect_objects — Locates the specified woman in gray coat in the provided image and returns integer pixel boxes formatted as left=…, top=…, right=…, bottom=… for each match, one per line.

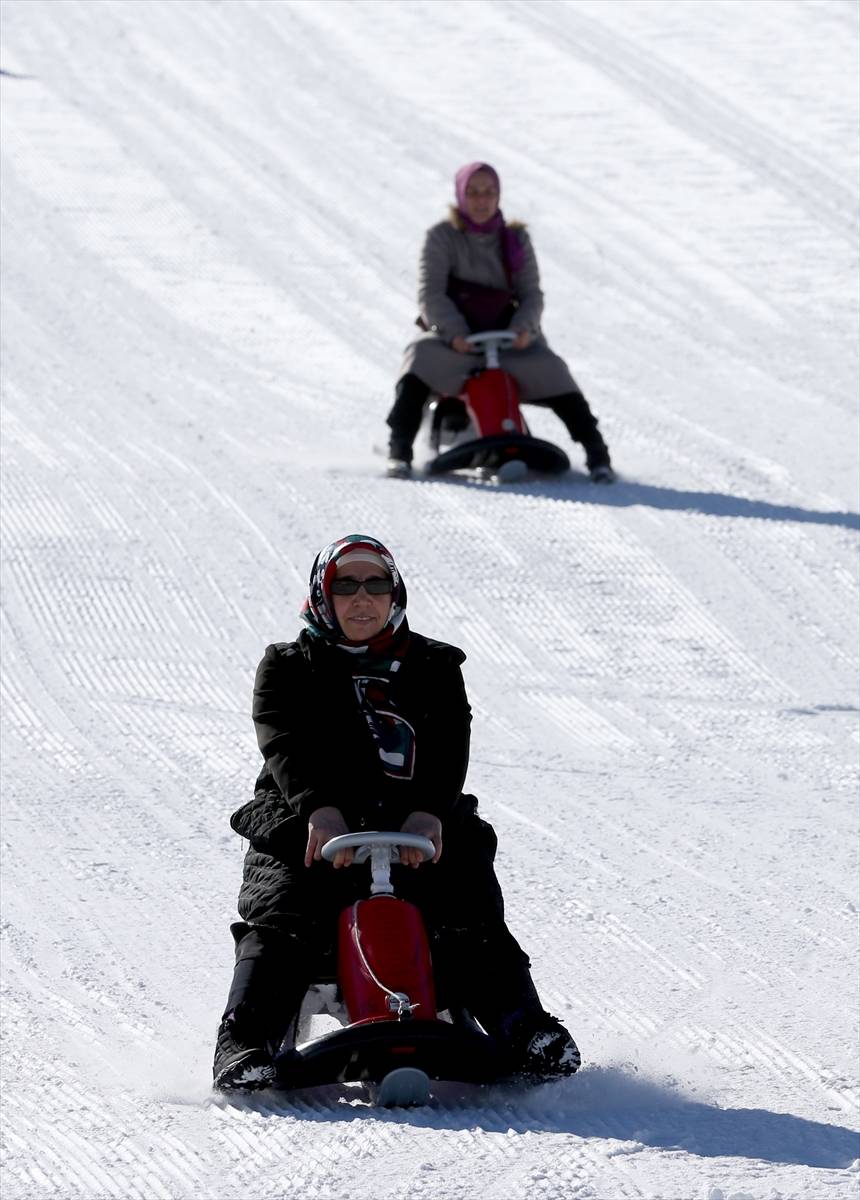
left=386, top=162, right=614, bottom=482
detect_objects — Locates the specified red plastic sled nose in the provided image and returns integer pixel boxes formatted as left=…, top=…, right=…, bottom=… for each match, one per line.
left=461, top=368, right=527, bottom=438
left=338, top=895, right=437, bottom=1025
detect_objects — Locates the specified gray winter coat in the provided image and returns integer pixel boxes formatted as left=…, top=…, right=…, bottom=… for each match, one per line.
left=398, top=214, right=580, bottom=400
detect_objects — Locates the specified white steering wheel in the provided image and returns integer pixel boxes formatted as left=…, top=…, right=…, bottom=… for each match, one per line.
left=464, top=329, right=517, bottom=368
left=321, top=831, right=436, bottom=862
left=321, top=831, right=436, bottom=894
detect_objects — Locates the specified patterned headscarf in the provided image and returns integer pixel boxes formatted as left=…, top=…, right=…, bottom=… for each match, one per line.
left=301, top=533, right=408, bottom=659
left=301, top=534, right=414, bottom=779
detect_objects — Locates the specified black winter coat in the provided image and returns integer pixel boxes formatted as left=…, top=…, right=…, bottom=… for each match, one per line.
left=227, top=629, right=509, bottom=961
left=230, top=627, right=477, bottom=864
left=225, top=630, right=528, bottom=1017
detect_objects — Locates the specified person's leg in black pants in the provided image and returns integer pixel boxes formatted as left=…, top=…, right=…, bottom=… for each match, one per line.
left=397, top=812, right=581, bottom=1076
left=527, top=391, right=614, bottom=480
left=214, top=854, right=361, bottom=1091
left=213, top=921, right=315, bottom=1090
left=386, top=373, right=431, bottom=464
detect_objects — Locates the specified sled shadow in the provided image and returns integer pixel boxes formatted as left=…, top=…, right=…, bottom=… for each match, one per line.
left=504, top=1066, right=860, bottom=1170
left=576, top=478, right=860, bottom=531
left=420, top=471, right=860, bottom=532
left=234, top=1066, right=859, bottom=1170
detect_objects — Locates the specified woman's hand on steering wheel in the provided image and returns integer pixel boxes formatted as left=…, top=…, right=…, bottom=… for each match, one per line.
left=306, top=805, right=353, bottom=868
left=399, top=811, right=442, bottom=866
left=511, top=329, right=532, bottom=350
left=451, top=335, right=473, bottom=353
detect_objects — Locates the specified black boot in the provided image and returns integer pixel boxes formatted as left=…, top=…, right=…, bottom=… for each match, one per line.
left=500, top=1009, right=581, bottom=1078
left=213, top=1002, right=277, bottom=1092
left=532, top=392, right=615, bottom=482
left=386, top=453, right=412, bottom=480
left=212, top=926, right=311, bottom=1092
left=583, top=435, right=615, bottom=484
left=438, top=924, right=581, bottom=1077
left=385, top=374, right=431, bottom=473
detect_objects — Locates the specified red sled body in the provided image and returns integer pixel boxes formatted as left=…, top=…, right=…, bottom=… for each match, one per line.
left=273, top=833, right=502, bottom=1105
left=423, top=331, right=569, bottom=480
left=338, top=895, right=436, bottom=1025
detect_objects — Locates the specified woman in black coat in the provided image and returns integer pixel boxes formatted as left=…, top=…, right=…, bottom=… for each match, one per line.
left=213, top=533, right=580, bottom=1091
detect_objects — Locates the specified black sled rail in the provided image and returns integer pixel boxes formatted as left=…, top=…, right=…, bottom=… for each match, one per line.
left=427, top=433, right=570, bottom=476
left=274, top=1018, right=502, bottom=1089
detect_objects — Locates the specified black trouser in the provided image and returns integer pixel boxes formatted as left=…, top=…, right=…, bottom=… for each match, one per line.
left=223, top=922, right=316, bottom=1049
left=386, top=372, right=609, bottom=465
left=386, top=374, right=432, bottom=459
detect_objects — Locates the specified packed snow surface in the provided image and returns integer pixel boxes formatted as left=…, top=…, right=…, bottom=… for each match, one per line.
left=1, top=2, right=859, bottom=1198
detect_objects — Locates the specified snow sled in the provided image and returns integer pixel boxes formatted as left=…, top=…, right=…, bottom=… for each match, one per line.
left=273, top=832, right=504, bottom=1106
left=422, top=330, right=570, bottom=483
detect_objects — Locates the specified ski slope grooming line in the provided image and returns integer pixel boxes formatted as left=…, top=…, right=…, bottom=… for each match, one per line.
left=1, top=1, right=859, bottom=1198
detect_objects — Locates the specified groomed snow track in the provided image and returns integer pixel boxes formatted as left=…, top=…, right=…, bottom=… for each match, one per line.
left=1, top=2, right=858, bottom=1198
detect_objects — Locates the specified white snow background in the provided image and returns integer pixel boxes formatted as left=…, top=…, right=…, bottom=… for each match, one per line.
left=1, top=1, right=859, bottom=1198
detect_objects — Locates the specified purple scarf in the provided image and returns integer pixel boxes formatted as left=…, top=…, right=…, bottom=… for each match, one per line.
left=454, top=161, right=526, bottom=276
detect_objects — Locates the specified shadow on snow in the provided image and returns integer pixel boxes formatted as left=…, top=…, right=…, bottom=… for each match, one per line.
left=220, top=1066, right=860, bottom=1170
left=414, top=471, right=860, bottom=532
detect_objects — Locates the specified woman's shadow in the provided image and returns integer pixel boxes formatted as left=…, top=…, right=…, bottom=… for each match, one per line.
left=238, top=1066, right=859, bottom=1170
left=428, top=471, right=860, bottom=532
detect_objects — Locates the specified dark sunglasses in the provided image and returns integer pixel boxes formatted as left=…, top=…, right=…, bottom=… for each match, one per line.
left=330, top=575, right=393, bottom=596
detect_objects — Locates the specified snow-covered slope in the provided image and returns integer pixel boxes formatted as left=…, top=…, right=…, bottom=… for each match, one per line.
left=1, top=2, right=858, bottom=1197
